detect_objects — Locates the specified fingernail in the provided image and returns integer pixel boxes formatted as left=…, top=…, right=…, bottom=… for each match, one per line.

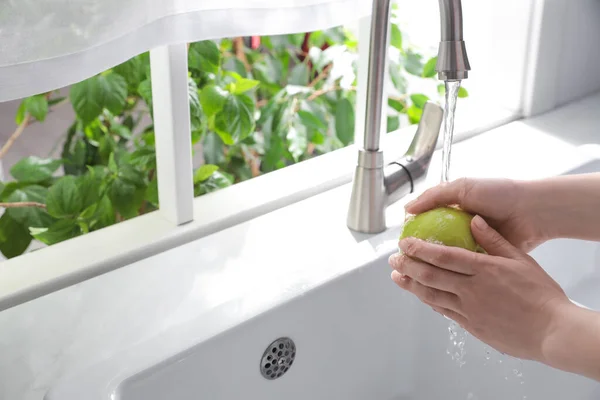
left=472, top=215, right=488, bottom=230
left=388, top=252, right=402, bottom=267
left=391, top=270, right=407, bottom=282
left=398, top=238, right=412, bottom=254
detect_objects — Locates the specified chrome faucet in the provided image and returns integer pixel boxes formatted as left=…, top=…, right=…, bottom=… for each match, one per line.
left=346, top=0, right=471, bottom=234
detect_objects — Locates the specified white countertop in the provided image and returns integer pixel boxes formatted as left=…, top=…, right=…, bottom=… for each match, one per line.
left=1, top=92, right=600, bottom=400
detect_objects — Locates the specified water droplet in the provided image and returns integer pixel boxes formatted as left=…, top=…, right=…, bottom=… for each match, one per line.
left=513, top=368, right=523, bottom=378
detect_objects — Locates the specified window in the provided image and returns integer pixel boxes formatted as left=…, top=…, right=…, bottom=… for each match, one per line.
left=0, top=57, right=159, bottom=262
left=0, top=0, right=540, bottom=309
left=0, top=14, right=448, bottom=262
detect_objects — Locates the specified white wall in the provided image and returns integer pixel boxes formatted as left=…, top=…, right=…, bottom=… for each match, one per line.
left=524, top=0, right=600, bottom=117
left=556, top=0, right=600, bottom=108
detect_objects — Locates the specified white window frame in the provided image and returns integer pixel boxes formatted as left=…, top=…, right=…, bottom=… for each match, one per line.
left=0, top=0, right=545, bottom=310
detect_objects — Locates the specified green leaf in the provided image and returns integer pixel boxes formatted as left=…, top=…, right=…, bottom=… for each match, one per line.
left=48, top=97, right=67, bottom=107
left=91, top=195, right=116, bottom=229
left=422, top=57, right=438, bottom=78
left=262, top=135, right=286, bottom=172
left=111, top=123, right=132, bottom=140
left=230, top=78, right=260, bottom=95
left=70, top=73, right=128, bottom=124
left=0, top=214, right=31, bottom=259
left=118, top=165, right=146, bottom=188
left=322, top=27, right=347, bottom=44
left=199, top=84, right=228, bottom=117
left=108, top=179, right=145, bottom=219
left=188, top=78, right=200, bottom=108
left=195, top=171, right=233, bottom=196
left=77, top=172, right=102, bottom=210
left=30, top=219, right=81, bottom=246
left=252, top=54, right=282, bottom=86
left=390, top=24, right=403, bottom=50
left=214, top=94, right=256, bottom=144
left=389, top=60, right=408, bottom=93
left=335, top=98, right=355, bottom=146
left=15, top=101, right=26, bottom=125
left=437, top=84, right=446, bottom=96
left=388, top=98, right=405, bottom=113
left=203, top=132, right=226, bottom=165
left=113, top=56, right=146, bottom=89
left=189, top=41, right=221, bottom=74
left=10, top=157, right=62, bottom=182
left=194, top=164, right=219, bottom=184
left=145, top=178, right=159, bottom=208
left=5, top=185, right=55, bottom=228
left=403, top=50, right=424, bottom=76
left=407, top=106, right=423, bottom=125
left=288, top=63, right=309, bottom=86
left=410, top=94, right=429, bottom=109
left=46, top=176, right=83, bottom=218
left=138, top=79, right=153, bottom=109
left=297, top=110, right=327, bottom=131
left=387, top=116, right=400, bottom=132
left=287, top=124, right=308, bottom=161
left=0, top=181, right=33, bottom=200
left=24, top=95, right=49, bottom=122
left=108, top=152, right=118, bottom=173
left=223, top=56, right=248, bottom=78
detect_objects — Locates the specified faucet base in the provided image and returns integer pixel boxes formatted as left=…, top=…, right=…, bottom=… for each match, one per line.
left=347, top=150, right=386, bottom=234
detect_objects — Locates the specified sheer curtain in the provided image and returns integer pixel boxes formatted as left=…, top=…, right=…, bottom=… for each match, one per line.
left=0, top=0, right=370, bottom=102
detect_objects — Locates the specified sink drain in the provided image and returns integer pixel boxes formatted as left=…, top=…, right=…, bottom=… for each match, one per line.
left=260, top=337, right=296, bottom=380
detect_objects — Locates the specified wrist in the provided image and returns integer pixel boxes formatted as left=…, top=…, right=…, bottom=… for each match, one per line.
left=517, top=180, right=556, bottom=244
left=540, top=300, right=600, bottom=379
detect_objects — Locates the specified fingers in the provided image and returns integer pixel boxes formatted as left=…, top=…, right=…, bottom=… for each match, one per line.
left=399, top=238, right=480, bottom=275
left=405, top=178, right=475, bottom=215
left=431, top=306, right=469, bottom=327
left=471, top=215, right=522, bottom=259
left=389, top=253, right=463, bottom=293
left=391, top=270, right=462, bottom=312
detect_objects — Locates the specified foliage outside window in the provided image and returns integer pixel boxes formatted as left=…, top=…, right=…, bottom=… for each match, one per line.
left=0, top=8, right=468, bottom=259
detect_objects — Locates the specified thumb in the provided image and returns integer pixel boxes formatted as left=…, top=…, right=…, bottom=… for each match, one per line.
left=471, top=215, right=520, bottom=258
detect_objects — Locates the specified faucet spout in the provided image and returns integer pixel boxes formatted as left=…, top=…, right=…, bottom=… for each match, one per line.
left=437, top=0, right=471, bottom=81
left=346, top=0, right=470, bottom=234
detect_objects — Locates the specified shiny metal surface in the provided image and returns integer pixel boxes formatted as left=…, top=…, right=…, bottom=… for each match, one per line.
left=347, top=0, right=468, bottom=233
left=260, top=337, right=296, bottom=380
left=347, top=102, right=443, bottom=233
left=362, top=0, right=393, bottom=151
left=437, top=0, right=471, bottom=81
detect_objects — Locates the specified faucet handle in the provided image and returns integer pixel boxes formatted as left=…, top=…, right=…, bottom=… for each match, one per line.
left=404, top=101, right=444, bottom=163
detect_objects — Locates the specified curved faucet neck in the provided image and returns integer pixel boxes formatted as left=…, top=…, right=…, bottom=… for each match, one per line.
left=362, top=0, right=470, bottom=152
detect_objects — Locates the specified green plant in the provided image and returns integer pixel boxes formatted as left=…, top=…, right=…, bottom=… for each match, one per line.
left=0, top=13, right=467, bottom=259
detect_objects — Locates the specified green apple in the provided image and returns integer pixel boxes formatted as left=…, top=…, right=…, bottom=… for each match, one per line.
left=400, top=207, right=483, bottom=252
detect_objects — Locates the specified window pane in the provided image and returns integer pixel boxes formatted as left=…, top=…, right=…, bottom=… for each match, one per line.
left=188, top=17, right=445, bottom=195
left=0, top=53, right=157, bottom=260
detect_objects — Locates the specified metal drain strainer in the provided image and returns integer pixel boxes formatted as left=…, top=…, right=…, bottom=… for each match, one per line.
left=260, top=337, right=296, bottom=380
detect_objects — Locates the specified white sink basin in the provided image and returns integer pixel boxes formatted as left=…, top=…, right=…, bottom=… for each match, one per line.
left=46, top=160, right=600, bottom=400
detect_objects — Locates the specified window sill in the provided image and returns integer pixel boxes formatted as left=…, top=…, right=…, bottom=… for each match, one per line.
left=0, top=101, right=519, bottom=311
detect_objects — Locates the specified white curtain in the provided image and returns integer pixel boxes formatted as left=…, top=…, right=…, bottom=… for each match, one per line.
left=0, top=0, right=371, bottom=102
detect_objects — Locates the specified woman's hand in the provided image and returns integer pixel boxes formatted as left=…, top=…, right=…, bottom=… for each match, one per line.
left=405, top=178, right=549, bottom=252
left=389, top=215, right=571, bottom=362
